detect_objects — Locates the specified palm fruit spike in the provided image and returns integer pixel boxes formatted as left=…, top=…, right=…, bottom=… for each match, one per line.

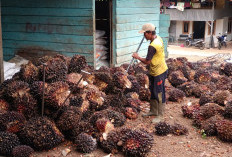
left=181, top=101, right=200, bottom=119
left=39, top=57, right=68, bottom=82
left=68, top=54, right=87, bottom=73
left=0, top=111, right=26, bottom=134
left=86, top=88, right=105, bottom=111
left=212, top=90, right=231, bottom=106
left=0, top=131, right=20, bottom=156
left=19, top=117, right=64, bottom=151
left=201, top=115, right=224, bottom=136
left=12, top=145, right=34, bottom=157
left=155, top=122, right=172, bottom=136
left=74, top=133, right=97, bottom=153
left=171, top=123, right=188, bottom=136
left=168, top=88, right=185, bottom=102
left=126, top=98, right=142, bottom=112
left=125, top=92, right=139, bottom=99
left=96, top=118, right=114, bottom=134
left=120, top=128, right=154, bottom=157
left=168, top=70, right=187, bottom=87
left=216, top=119, right=232, bottom=142
left=44, top=81, right=70, bottom=109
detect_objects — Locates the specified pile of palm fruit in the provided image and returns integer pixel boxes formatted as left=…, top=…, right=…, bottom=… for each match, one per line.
left=166, top=57, right=232, bottom=142
left=0, top=54, right=154, bottom=157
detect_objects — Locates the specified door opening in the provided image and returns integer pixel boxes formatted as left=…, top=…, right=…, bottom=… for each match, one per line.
left=193, top=21, right=206, bottom=40
left=95, top=0, right=112, bottom=69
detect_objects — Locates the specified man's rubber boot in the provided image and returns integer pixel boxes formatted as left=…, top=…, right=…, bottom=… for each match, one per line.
left=152, top=93, right=165, bottom=123
left=142, top=99, right=158, bottom=117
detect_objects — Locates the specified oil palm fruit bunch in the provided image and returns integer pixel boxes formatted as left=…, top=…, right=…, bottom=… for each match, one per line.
left=33, top=55, right=53, bottom=66
left=133, top=62, right=148, bottom=74
left=30, top=81, right=48, bottom=103
left=120, top=63, right=135, bottom=75
left=201, top=115, right=224, bottom=136
left=0, top=131, right=20, bottom=156
left=0, top=111, right=26, bottom=134
left=96, top=118, right=115, bottom=134
left=12, top=94, right=38, bottom=119
left=180, top=64, right=195, bottom=81
left=124, top=107, right=139, bottom=119
left=19, top=117, right=64, bottom=151
left=199, top=92, right=214, bottom=106
left=56, top=106, right=82, bottom=132
left=194, top=69, right=211, bottom=84
left=126, top=92, right=139, bottom=99
left=19, top=61, right=39, bottom=83
left=44, top=81, right=70, bottom=109
left=12, top=145, right=34, bottom=157
left=74, top=133, right=97, bottom=153
left=98, top=66, right=110, bottom=73
left=124, top=75, right=141, bottom=94
left=139, top=87, right=151, bottom=101
left=112, top=71, right=132, bottom=89
left=110, top=66, right=125, bottom=75
left=192, top=103, right=224, bottom=128
left=99, top=130, right=121, bottom=154
left=216, top=119, right=232, bottom=142
left=212, top=90, right=231, bottom=106
left=181, top=102, right=200, bottom=118
left=177, top=81, right=196, bottom=97
left=94, top=71, right=112, bottom=91
left=222, top=63, right=232, bottom=76
left=155, top=122, right=172, bottom=136
left=216, top=76, right=232, bottom=91
left=104, top=109, right=126, bottom=127
left=136, top=73, right=149, bottom=89
left=171, top=123, right=188, bottom=136
left=224, top=100, right=232, bottom=119
left=168, top=70, right=187, bottom=87
left=168, top=88, right=185, bottom=102
left=0, top=99, right=9, bottom=113
left=86, top=88, right=106, bottom=111
left=39, top=57, right=68, bottom=83
left=192, top=83, right=211, bottom=98
left=66, top=73, right=85, bottom=93
left=126, top=98, right=142, bottom=112
left=68, top=54, right=87, bottom=73
left=120, top=128, right=154, bottom=157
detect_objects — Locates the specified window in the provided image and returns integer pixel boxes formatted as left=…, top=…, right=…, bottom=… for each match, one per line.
left=183, top=21, right=190, bottom=34
left=208, top=21, right=216, bottom=35
left=228, top=17, right=232, bottom=33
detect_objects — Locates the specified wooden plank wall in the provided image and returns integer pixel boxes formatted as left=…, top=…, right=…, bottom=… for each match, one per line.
left=159, top=14, right=170, bottom=57
left=114, top=0, right=161, bottom=66
left=1, top=0, right=95, bottom=65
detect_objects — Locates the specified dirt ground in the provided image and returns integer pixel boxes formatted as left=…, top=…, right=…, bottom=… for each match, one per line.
left=32, top=42, right=232, bottom=157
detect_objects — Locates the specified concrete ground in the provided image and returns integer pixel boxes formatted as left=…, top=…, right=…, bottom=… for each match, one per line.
left=167, top=41, right=232, bottom=62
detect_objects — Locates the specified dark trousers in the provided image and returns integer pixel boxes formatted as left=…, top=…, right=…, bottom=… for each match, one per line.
left=149, top=70, right=168, bottom=103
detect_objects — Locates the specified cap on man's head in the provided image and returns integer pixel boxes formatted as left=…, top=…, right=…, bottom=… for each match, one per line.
left=139, top=23, right=156, bottom=33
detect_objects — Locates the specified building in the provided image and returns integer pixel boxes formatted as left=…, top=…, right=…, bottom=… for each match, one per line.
left=0, top=0, right=169, bottom=70
left=165, top=0, right=232, bottom=47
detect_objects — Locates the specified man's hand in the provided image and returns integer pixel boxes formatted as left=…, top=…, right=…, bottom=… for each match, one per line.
left=132, top=52, right=140, bottom=60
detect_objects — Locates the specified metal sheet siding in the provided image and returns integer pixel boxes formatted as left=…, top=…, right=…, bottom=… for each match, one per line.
left=114, top=0, right=161, bottom=66
left=2, top=0, right=95, bottom=64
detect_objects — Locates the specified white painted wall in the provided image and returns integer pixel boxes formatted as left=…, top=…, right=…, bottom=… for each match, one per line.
left=174, top=21, right=193, bottom=40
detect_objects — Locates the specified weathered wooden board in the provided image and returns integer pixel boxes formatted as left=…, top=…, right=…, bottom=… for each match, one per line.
left=116, top=8, right=159, bottom=15
left=116, top=0, right=159, bottom=8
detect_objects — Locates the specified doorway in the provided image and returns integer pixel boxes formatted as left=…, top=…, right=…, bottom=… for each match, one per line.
left=95, top=0, right=112, bottom=69
left=193, top=21, right=206, bottom=39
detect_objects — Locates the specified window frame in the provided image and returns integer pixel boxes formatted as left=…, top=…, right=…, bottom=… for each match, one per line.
left=182, top=21, right=190, bottom=34
left=228, top=17, right=232, bottom=34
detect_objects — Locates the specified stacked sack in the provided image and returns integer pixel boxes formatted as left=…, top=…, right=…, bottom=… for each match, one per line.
left=95, top=30, right=109, bottom=69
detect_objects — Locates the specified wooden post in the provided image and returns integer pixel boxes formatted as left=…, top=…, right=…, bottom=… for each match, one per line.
left=0, top=3, right=4, bottom=83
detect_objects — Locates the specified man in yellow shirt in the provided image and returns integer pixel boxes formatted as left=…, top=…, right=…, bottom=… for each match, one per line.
left=132, top=23, right=168, bottom=123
